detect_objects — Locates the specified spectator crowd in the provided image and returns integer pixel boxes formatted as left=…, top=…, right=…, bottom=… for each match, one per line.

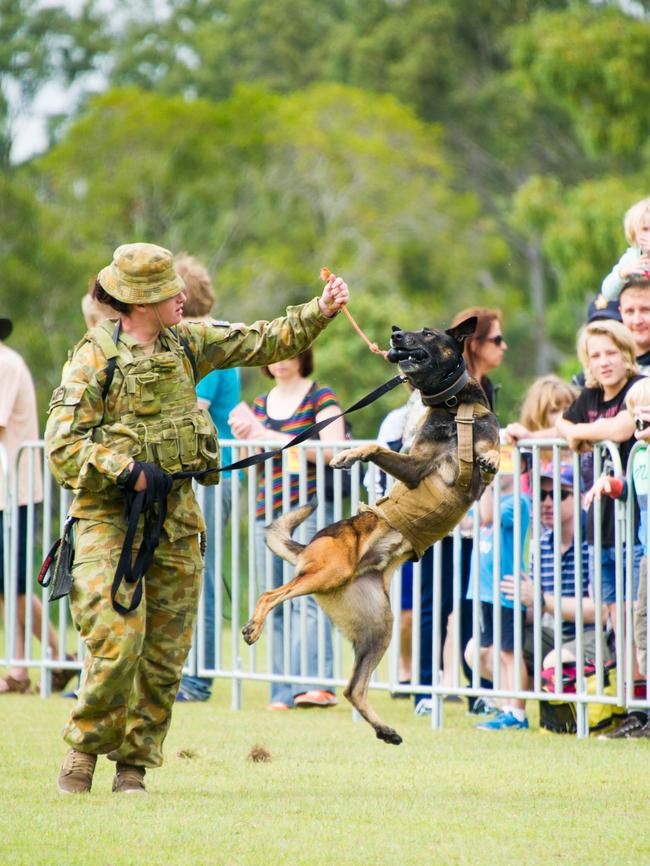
left=2, top=196, right=650, bottom=757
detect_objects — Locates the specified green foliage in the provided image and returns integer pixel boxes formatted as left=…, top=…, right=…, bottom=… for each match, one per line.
left=0, top=0, right=107, bottom=165
left=508, top=6, right=650, bottom=160
left=4, top=0, right=650, bottom=431
left=32, top=82, right=515, bottom=425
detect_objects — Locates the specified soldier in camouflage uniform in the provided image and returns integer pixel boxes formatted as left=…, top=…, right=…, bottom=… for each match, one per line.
left=46, top=243, right=349, bottom=794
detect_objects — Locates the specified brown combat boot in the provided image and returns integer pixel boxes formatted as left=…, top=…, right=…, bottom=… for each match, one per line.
left=57, top=748, right=97, bottom=794
left=112, top=763, right=147, bottom=794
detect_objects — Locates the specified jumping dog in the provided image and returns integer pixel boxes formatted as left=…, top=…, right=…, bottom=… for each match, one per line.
left=242, top=317, right=500, bottom=745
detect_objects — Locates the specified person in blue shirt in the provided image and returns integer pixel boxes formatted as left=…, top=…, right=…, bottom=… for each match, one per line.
left=464, top=471, right=531, bottom=730
left=174, top=255, right=241, bottom=702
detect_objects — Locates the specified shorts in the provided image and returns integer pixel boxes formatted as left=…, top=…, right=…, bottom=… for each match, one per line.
left=400, top=561, right=413, bottom=610
left=0, top=505, right=29, bottom=595
left=588, top=543, right=643, bottom=604
left=562, top=628, right=615, bottom=666
left=522, top=625, right=614, bottom=670
left=480, top=602, right=525, bottom=653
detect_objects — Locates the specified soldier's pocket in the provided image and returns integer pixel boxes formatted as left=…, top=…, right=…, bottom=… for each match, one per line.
left=126, top=372, right=161, bottom=416
left=70, top=522, right=139, bottom=658
left=147, top=557, right=202, bottom=672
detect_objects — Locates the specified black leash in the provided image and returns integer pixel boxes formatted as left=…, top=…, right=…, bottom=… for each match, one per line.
left=111, top=462, right=173, bottom=614
left=172, top=373, right=406, bottom=482
left=111, top=372, right=406, bottom=613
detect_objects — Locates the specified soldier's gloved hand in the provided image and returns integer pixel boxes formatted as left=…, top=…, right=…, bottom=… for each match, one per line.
left=122, top=461, right=147, bottom=492
left=119, top=462, right=173, bottom=509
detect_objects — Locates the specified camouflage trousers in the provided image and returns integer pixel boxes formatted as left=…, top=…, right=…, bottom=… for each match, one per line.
left=63, top=518, right=202, bottom=768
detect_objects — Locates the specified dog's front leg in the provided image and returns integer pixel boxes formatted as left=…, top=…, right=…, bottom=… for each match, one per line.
left=330, top=444, right=431, bottom=489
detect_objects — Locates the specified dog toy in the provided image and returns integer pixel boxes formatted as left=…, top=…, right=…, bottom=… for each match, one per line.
left=320, top=267, right=387, bottom=358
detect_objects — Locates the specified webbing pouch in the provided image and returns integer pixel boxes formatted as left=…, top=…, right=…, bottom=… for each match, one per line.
left=37, top=516, right=76, bottom=601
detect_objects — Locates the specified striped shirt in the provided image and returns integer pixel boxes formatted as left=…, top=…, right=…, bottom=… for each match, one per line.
left=253, top=382, right=339, bottom=518
left=530, top=527, right=591, bottom=639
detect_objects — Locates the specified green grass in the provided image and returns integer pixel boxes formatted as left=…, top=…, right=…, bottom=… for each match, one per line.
left=1, top=684, right=649, bottom=866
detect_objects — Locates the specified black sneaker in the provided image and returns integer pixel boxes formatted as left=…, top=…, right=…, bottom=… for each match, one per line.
left=467, top=697, right=499, bottom=718
left=598, top=712, right=647, bottom=740
left=628, top=715, right=650, bottom=738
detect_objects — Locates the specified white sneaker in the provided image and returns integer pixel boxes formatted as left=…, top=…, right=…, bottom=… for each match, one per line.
left=414, top=698, right=432, bottom=716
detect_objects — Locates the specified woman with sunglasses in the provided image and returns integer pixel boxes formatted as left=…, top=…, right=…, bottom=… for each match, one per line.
left=450, top=307, right=507, bottom=411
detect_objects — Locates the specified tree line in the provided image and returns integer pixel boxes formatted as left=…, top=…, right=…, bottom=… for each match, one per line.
left=2, top=0, right=649, bottom=434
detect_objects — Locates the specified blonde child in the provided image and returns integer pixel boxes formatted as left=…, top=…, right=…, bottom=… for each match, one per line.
left=505, top=375, right=579, bottom=445
left=601, top=197, right=650, bottom=301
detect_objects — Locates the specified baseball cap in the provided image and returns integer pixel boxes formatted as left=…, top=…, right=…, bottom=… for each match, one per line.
left=540, top=462, right=575, bottom=489
left=586, top=295, right=621, bottom=323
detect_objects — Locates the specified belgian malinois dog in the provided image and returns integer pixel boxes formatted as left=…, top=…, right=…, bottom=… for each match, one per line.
left=242, top=318, right=500, bottom=745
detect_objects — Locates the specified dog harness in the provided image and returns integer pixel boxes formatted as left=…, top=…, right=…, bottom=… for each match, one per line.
left=363, top=401, right=493, bottom=560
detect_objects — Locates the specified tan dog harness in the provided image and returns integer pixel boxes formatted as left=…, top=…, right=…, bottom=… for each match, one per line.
left=363, top=402, right=492, bottom=560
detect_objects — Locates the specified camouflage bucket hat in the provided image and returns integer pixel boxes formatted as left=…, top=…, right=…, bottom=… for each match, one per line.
left=98, top=243, right=185, bottom=304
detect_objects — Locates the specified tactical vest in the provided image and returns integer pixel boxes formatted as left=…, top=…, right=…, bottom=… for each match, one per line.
left=90, top=325, right=221, bottom=485
left=363, top=402, right=493, bottom=560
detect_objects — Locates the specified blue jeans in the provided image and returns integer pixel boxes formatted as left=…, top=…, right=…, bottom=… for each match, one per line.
left=588, top=543, right=643, bottom=604
left=180, top=478, right=232, bottom=700
left=254, top=506, right=335, bottom=706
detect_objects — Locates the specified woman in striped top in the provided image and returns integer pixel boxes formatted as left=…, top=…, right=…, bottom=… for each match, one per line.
left=230, top=348, right=344, bottom=710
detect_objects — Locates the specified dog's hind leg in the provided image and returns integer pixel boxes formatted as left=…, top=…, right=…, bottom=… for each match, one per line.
left=345, top=618, right=401, bottom=746
left=325, top=576, right=401, bottom=745
left=242, top=548, right=353, bottom=646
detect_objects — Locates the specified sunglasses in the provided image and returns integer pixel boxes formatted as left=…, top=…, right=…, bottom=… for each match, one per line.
left=540, top=489, right=571, bottom=502
left=482, top=335, right=506, bottom=346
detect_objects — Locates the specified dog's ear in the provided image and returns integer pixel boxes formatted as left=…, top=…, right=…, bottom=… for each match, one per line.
left=446, top=316, right=477, bottom=344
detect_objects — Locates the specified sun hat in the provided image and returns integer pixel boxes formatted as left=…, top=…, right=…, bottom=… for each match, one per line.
left=97, top=243, right=185, bottom=305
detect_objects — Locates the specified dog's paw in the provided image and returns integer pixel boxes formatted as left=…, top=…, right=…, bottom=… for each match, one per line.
left=376, top=726, right=403, bottom=746
left=242, top=620, right=262, bottom=646
left=477, top=450, right=500, bottom=481
left=329, top=449, right=359, bottom=470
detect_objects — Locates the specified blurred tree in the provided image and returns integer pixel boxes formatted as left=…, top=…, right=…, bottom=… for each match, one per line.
left=104, top=0, right=599, bottom=380
left=32, top=83, right=512, bottom=430
left=0, top=0, right=107, bottom=165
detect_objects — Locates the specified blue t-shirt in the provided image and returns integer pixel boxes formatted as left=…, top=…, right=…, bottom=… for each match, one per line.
left=467, top=493, right=531, bottom=609
left=196, top=368, right=241, bottom=474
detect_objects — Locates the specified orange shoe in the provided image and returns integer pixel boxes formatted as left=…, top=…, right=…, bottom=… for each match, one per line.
left=267, top=701, right=291, bottom=711
left=293, top=690, right=337, bottom=707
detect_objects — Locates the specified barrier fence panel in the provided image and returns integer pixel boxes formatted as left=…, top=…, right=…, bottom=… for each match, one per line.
left=1, top=436, right=646, bottom=739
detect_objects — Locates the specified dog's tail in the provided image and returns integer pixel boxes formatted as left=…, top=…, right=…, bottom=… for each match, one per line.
left=264, top=500, right=318, bottom=565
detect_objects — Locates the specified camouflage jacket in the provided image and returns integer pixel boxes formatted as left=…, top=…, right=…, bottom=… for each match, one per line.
left=45, top=298, right=333, bottom=541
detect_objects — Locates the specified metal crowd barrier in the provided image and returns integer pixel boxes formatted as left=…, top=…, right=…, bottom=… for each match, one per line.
left=0, top=437, right=646, bottom=739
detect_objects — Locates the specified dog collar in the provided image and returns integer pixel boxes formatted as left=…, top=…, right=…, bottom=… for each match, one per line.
left=420, top=361, right=469, bottom=408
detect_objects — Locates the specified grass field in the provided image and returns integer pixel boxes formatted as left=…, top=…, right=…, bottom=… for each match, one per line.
left=1, top=682, right=649, bottom=866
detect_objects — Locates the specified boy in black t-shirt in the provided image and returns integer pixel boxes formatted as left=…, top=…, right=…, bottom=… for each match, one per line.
left=556, top=319, right=644, bottom=629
